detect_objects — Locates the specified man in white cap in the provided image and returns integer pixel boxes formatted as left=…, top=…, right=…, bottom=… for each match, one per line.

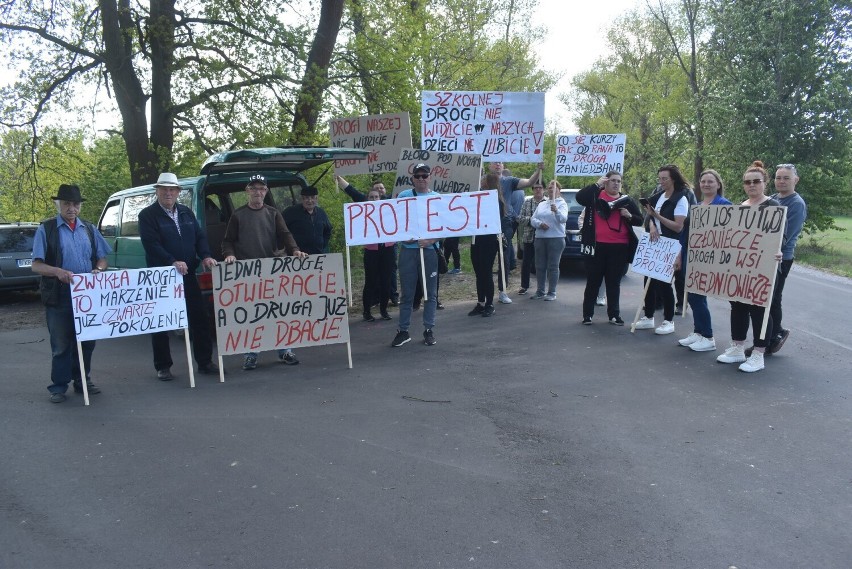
left=139, top=172, right=219, bottom=380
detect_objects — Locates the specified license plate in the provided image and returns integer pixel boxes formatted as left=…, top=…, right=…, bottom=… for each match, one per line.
left=17, top=258, right=33, bottom=267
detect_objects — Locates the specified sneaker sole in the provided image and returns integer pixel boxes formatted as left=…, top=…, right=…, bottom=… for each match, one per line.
left=392, top=338, right=411, bottom=347
left=689, top=345, right=717, bottom=352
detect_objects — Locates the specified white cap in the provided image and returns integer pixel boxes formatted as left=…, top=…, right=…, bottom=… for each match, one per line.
left=154, top=172, right=180, bottom=187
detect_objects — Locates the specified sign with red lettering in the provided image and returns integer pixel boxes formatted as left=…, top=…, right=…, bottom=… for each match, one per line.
left=330, top=112, right=412, bottom=175
left=212, top=254, right=349, bottom=355
left=555, top=133, right=626, bottom=176
left=421, top=91, right=545, bottom=161
left=392, top=148, right=482, bottom=196
left=630, top=234, right=682, bottom=282
left=685, top=205, right=785, bottom=306
left=343, top=191, right=501, bottom=246
left=70, top=267, right=187, bottom=341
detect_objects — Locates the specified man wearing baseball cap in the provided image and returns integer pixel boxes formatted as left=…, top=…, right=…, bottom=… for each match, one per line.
left=139, top=172, right=219, bottom=380
left=391, top=163, right=440, bottom=347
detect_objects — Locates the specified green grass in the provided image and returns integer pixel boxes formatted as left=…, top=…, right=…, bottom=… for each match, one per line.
left=796, top=216, right=852, bottom=278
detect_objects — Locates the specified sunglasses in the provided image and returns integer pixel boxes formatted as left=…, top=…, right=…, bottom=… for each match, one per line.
left=743, top=179, right=763, bottom=186
left=412, top=174, right=429, bottom=179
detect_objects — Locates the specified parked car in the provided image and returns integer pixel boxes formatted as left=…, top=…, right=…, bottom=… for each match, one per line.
left=0, top=222, right=41, bottom=291
left=97, top=146, right=369, bottom=311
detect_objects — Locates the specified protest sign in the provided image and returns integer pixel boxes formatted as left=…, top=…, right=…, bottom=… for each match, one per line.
left=212, top=254, right=350, bottom=356
left=392, top=148, right=482, bottom=196
left=630, top=233, right=682, bottom=282
left=685, top=204, right=785, bottom=307
left=70, top=267, right=187, bottom=341
left=555, top=134, right=626, bottom=176
left=330, top=112, right=412, bottom=175
left=421, top=91, right=545, bottom=161
left=343, top=190, right=501, bottom=246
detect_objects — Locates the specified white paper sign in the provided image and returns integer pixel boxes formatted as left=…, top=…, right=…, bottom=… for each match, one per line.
left=555, top=133, right=626, bottom=176
left=71, top=267, right=187, bottom=341
left=212, top=254, right=349, bottom=355
left=330, top=112, right=412, bottom=174
left=630, top=233, right=682, bottom=282
left=421, top=91, right=545, bottom=161
left=392, top=148, right=482, bottom=196
left=343, top=191, right=501, bottom=246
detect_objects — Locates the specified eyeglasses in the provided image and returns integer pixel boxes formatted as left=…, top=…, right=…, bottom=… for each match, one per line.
left=412, top=174, right=429, bottom=179
left=247, top=186, right=267, bottom=192
left=743, top=179, right=763, bottom=186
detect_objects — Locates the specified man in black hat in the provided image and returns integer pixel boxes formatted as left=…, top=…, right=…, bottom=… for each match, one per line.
left=282, top=186, right=332, bottom=255
left=31, top=184, right=112, bottom=403
left=139, top=172, right=219, bottom=380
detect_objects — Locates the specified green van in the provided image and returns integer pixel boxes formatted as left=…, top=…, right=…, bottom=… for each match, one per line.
left=97, top=147, right=368, bottom=301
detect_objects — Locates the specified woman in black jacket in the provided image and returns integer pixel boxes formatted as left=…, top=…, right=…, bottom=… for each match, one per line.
left=635, top=164, right=694, bottom=335
left=577, top=171, right=643, bottom=325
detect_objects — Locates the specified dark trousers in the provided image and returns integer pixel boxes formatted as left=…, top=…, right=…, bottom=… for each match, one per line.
left=151, top=273, right=212, bottom=370
left=730, top=301, right=773, bottom=348
left=442, top=237, right=461, bottom=270
left=520, top=241, right=535, bottom=289
left=363, top=246, right=394, bottom=314
left=471, top=236, right=499, bottom=306
left=45, top=287, right=95, bottom=394
left=769, top=259, right=793, bottom=339
left=583, top=243, right=629, bottom=319
left=644, top=277, right=675, bottom=321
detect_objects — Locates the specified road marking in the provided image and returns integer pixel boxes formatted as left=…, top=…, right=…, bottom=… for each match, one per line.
left=799, top=329, right=852, bottom=352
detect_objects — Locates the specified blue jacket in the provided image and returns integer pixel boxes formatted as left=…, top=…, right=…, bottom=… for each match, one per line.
left=283, top=204, right=332, bottom=254
left=139, top=202, right=212, bottom=271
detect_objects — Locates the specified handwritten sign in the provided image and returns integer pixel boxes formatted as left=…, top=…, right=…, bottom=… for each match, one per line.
left=344, top=191, right=501, bottom=246
left=330, top=112, right=412, bottom=175
left=70, top=267, right=187, bottom=341
left=555, top=134, right=626, bottom=176
left=421, top=91, right=545, bottom=161
left=212, top=254, right=349, bottom=355
left=392, top=148, right=482, bottom=196
left=685, top=205, right=785, bottom=306
left=630, top=233, right=682, bottom=282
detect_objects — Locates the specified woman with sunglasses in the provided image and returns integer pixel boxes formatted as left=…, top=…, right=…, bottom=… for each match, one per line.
left=676, top=169, right=731, bottom=352
left=716, top=160, right=781, bottom=372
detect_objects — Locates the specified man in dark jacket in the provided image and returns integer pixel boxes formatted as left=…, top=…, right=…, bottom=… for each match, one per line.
left=283, top=186, right=332, bottom=254
left=139, top=172, right=219, bottom=380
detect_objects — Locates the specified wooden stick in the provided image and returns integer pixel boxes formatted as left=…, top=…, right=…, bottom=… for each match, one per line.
left=184, top=329, right=196, bottom=388
left=76, top=341, right=89, bottom=406
left=420, top=247, right=428, bottom=301
left=631, top=278, right=652, bottom=333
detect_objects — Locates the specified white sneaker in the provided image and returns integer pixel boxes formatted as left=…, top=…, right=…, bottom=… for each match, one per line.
left=678, top=332, right=702, bottom=346
left=739, top=352, right=765, bottom=373
left=717, top=344, right=746, bottom=364
left=498, top=291, right=513, bottom=304
left=655, top=320, right=675, bottom=335
left=634, top=316, right=655, bottom=330
left=596, top=295, right=606, bottom=306
left=689, top=336, right=717, bottom=352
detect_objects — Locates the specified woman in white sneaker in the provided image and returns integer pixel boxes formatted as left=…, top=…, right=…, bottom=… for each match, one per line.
left=530, top=180, right=568, bottom=301
left=676, top=169, right=731, bottom=352
left=635, top=165, right=693, bottom=335
left=716, top=161, right=781, bottom=372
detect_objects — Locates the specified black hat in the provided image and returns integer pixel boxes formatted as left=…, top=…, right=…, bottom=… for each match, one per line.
left=52, top=184, right=85, bottom=202
left=248, top=174, right=267, bottom=186
left=301, top=186, right=318, bottom=196
left=412, top=163, right=431, bottom=175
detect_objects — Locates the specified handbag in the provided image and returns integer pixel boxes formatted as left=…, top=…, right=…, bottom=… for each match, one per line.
left=434, top=244, right=448, bottom=274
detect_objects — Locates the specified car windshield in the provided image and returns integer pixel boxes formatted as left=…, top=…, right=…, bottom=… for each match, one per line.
left=0, top=227, right=36, bottom=253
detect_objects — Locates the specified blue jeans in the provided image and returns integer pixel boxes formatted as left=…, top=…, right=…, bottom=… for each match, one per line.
left=534, top=237, right=564, bottom=295
left=45, top=287, right=95, bottom=394
left=398, top=246, right=438, bottom=332
left=687, top=293, right=713, bottom=338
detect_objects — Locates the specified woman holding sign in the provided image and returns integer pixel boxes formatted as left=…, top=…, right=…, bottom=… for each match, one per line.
left=530, top=180, right=568, bottom=301
left=577, top=171, right=643, bottom=325
left=635, top=165, right=692, bottom=335
left=676, top=169, right=731, bottom=352
left=716, top=161, right=780, bottom=373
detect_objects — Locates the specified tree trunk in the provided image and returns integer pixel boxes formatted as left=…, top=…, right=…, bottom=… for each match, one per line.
left=149, top=0, right=176, bottom=171
left=290, top=0, right=345, bottom=145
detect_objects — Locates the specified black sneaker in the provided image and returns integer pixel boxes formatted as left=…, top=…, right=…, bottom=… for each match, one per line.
left=380, top=311, right=392, bottom=320
left=436, top=302, right=445, bottom=310
left=675, top=305, right=683, bottom=316
left=609, top=316, right=624, bottom=326
left=768, top=329, right=790, bottom=354
left=391, top=330, right=411, bottom=347
left=468, top=304, right=484, bottom=316
left=73, top=381, right=101, bottom=394
left=582, top=316, right=593, bottom=325
left=363, top=312, right=376, bottom=322
left=423, top=329, right=436, bottom=346
left=481, top=305, right=495, bottom=317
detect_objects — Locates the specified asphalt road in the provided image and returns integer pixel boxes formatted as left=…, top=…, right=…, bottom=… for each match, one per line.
left=1, top=264, right=850, bottom=569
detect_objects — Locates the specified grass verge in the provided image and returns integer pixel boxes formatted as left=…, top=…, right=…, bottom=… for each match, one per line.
left=796, top=216, right=852, bottom=278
